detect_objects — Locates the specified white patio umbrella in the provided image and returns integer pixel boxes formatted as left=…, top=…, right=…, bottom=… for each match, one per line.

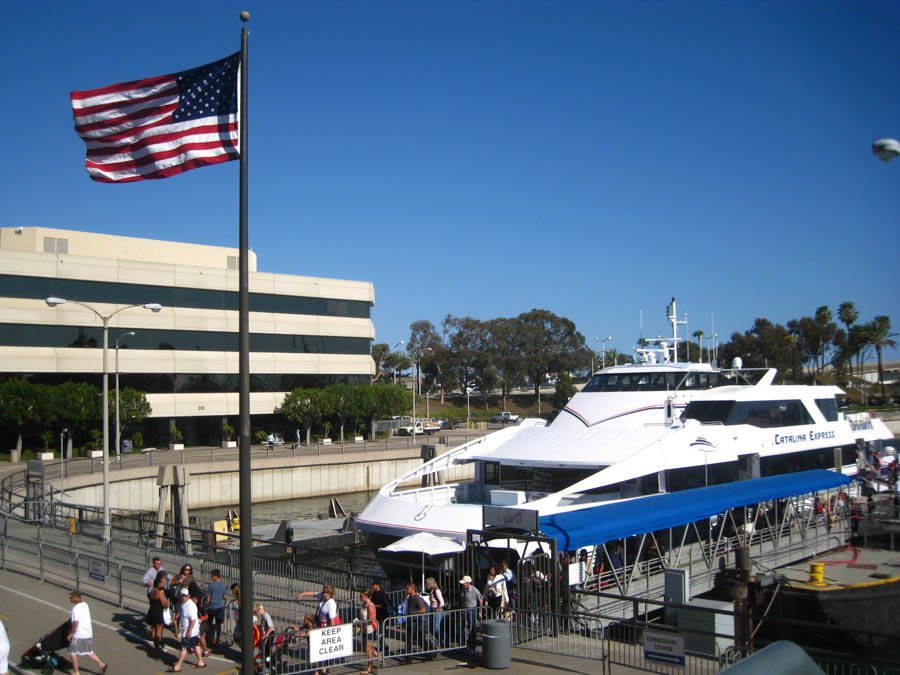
left=380, top=532, right=465, bottom=589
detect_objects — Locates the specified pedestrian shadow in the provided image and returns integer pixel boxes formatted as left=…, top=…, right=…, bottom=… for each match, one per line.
left=110, top=611, right=174, bottom=665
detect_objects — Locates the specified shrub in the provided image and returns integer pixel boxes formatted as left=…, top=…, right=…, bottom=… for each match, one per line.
left=255, top=430, right=268, bottom=444
left=132, top=432, right=143, bottom=450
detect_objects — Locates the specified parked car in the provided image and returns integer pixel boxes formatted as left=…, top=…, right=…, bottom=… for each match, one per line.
left=492, top=411, right=521, bottom=424
left=439, top=420, right=458, bottom=430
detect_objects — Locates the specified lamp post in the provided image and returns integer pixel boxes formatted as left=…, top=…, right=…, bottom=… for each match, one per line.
left=600, top=336, right=612, bottom=369
left=115, top=331, right=136, bottom=463
left=45, top=297, right=161, bottom=542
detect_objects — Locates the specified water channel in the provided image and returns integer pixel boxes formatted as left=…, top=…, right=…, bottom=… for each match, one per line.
left=191, top=489, right=378, bottom=527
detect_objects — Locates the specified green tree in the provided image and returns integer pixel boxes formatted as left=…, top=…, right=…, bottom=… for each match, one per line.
left=517, top=309, right=587, bottom=411
left=0, top=378, right=44, bottom=452
left=550, top=371, right=577, bottom=410
left=279, top=388, right=321, bottom=445
left=838, top=302, right=858, bottom=374
left=54, top=381, right=101, bottom=450
left=371, top=343, right=390, bottom=383
left=108, top=387, right=151, bottom=444
left=350, top=385, right=376, bottom=437
left=372, top=382, right=410, bottom=425
left=866, top=316, right=897, bottom=400
left=321, top=384, right=353, bottom=442
left=487, top=318, right=526, bottom=410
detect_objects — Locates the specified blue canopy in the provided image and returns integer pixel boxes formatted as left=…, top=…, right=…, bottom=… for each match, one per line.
left=539, top=469, right=850, bottom=551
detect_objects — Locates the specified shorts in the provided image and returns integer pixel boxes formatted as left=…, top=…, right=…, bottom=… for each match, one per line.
left=180, top=636, right=200, bottom=651
left=69, top=637, right=94, bottom=655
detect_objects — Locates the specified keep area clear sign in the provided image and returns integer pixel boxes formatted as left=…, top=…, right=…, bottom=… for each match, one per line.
left=643, top=629, right=685, bottom=667
left=309, top=624, right=352, bottom=663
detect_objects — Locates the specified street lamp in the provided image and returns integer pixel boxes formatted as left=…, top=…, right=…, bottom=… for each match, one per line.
left=599, top=336, right=612, bottom=369
left=872, top=138, right=900, bottom=163
left=115, top=331, right=136, bottom=463
left=45, top=297, right=162, bottom=542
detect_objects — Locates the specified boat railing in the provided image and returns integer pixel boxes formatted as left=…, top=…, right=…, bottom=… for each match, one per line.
left=394, top=483, right=460, bottom=506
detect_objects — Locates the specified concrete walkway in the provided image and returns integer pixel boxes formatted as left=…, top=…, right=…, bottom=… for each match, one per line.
left=0, top=566, right=644, bottom=675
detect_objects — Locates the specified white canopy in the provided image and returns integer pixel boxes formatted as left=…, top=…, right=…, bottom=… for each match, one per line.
left=379, top=531, right=465, bottom=556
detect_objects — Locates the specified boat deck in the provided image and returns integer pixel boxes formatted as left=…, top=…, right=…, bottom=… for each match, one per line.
left=777, top=546, right=900, bottom=590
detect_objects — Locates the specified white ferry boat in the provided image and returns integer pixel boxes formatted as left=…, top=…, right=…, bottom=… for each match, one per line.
left=358, top=301, right=895, bottom=546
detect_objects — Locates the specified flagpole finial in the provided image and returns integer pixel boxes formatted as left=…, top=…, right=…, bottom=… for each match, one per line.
left=240, top=10, right=250, bottom=22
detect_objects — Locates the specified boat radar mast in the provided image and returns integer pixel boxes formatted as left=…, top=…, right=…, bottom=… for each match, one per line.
left=634, top=297, right=687, bottom=365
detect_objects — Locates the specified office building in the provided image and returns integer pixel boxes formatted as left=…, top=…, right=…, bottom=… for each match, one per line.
left=0, top=227, right=374, bottom=448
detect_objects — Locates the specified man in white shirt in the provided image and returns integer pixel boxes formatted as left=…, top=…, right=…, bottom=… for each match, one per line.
left=66, top=590, right=107, bottom=675
left=0, top=617, right=10, bottom=675
left=142, top=557, right=165, bottom=587
left=169, top=587, right=206, bottom=671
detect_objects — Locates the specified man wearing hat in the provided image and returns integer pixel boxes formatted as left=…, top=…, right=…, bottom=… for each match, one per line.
left=168, top=587, right=205, bottom=671
left=458, top=575, right=483, bottom=656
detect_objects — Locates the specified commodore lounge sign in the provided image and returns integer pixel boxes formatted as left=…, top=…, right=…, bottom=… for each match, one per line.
left=309, top=624, right=352, bottom=663
left=643, top=629, right=685, bottom=667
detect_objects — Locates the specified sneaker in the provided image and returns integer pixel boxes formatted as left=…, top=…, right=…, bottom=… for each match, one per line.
left=201, top=651, right=210, bottom=657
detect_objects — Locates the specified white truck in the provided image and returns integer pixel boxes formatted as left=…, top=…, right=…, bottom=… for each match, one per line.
left=396, top=420, right=425, bottom=436
left=492, top=411, right=521, bottom=424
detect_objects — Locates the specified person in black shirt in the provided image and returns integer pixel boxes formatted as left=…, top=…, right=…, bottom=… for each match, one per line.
left=401, top=583, right=430, bottom=662
left=369, top=580, right=393, bottom=625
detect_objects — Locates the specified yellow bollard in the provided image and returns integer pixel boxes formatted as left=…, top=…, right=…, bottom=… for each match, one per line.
left=68, top=517, right=77, bottom=535
left=808, top=562, right=826, bottom=586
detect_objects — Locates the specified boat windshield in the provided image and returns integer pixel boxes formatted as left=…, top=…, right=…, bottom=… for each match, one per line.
left=682, top=399, right=815, bottom=428
left=582, top=371, right=733, bottom=392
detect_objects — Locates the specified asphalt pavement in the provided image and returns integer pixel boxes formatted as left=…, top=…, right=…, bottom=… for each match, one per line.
left=0, top=566, right=637, bottom=675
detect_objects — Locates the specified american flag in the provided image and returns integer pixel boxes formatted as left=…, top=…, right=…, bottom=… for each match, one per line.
left=70, top=53, right=240, bottom=183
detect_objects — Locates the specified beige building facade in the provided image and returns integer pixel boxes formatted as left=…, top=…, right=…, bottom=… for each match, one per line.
left=0, top=227, right=375, bottom=448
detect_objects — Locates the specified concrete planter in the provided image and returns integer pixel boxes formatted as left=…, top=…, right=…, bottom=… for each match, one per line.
left=89, top=450, right=103, bottom=459
left=221, top=440, right=237, bottom=448
left=9, top=448, right=21, bottom=462
left=37, top=451, right=54, bottom=461
left=169, top=443, right=184, bottom=451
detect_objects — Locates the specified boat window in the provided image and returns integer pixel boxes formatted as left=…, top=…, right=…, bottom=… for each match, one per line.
left=484, top=462, right=500, bottom=485
left=814, top=398, right=838, bottom=422
left=682, top=400, right=733, bottom=424
left=727, top=400, right=813, bottom=427
left=582, top=371, right=687, bottom=393
left=495, top=466, right=596, bottom=493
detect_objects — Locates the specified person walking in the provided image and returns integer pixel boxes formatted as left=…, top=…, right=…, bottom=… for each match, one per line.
left=399, top=583, right=429, bottom=663
left=297, top=585, right=338, bottom=627
left=0, top=617, right=10, bottom=675
left=369, top=580, right=393, bottom=626
left=66, top=590, right=107, bottom=675
left=168, top=588, right=205, bottom=671
left=424, top=577, right=445, bottom=643
left=457, top=576, right=483, bottom=657
left=170, top=565, right=200, bottom=639
left=483, top=564, right=508, bottom=613
left=357, top=589, right=378, bottom=673
left=204, top=570, right=227, bottom=647
left=147, top=572, right=170, bottom=652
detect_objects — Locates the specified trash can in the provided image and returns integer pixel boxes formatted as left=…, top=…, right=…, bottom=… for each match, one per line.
left=481, top=619, right=510, bottom=669
left=121, top=439, right=133, bottom=452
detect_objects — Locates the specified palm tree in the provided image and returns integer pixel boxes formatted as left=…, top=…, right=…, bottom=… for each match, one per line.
left=693, top=330, right=704, bottom=363
left=838, top=302, right=858, bottom=377
left=866, top=316, right=897, bottom=401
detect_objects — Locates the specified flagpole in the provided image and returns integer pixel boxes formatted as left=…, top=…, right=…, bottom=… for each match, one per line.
left=237, top=10, right=254, bottom=675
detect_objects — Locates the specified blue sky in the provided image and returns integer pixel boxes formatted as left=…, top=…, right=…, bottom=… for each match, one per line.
left=4, top=1, right=899, bottom=361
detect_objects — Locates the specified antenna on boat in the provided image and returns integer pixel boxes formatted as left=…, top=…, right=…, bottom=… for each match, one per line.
left=666, top=298, right=687, bottom=362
